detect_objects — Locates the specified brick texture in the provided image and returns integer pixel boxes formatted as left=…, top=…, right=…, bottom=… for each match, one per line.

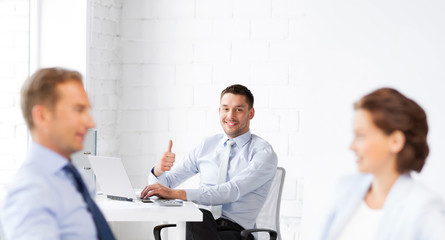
left=117, top=0, right=304, bottom=238
left=88, top=0, right=445, bottom=239
left=0, top=0, right=29, bottom=190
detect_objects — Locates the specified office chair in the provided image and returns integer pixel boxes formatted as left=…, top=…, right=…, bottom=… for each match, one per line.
left=153, top=167, right=286, bottom=240
left=0, top=214, right=5, bottom=240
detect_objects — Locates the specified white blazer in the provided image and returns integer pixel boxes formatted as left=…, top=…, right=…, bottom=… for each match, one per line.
left=318, top=173, right=445, bottom=240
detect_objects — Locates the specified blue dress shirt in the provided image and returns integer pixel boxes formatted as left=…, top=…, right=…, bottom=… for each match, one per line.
left=1, top=141, right=97, bottom=240
left=149, top=131, right=278, bottom=229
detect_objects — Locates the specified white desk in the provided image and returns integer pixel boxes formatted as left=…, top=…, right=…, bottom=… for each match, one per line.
left=97, top=195, right=202, bottom=240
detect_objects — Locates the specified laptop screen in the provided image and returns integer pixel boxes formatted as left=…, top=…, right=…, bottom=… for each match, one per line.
left=88, top=156, right=137, bottom=201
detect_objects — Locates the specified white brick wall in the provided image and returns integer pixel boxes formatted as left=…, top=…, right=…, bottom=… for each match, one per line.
left=2, top=0, right=443, bottom=239
left=88, top=0, right=445, bottom=239
left=88, top=0, right=122, bottom=158
left=118, top=0, right=304, bottom=239
left=0, top=0, right=29, bottom=192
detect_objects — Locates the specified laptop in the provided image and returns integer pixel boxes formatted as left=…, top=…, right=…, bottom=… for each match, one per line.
left=87, top=155, right=183, bottom=206
left=88, top=155, right=138, bottom=201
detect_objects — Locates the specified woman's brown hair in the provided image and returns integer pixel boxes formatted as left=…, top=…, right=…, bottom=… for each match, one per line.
left=354, top=88, right=429, bottom=173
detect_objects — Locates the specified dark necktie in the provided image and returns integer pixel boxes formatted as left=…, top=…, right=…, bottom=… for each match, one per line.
left=64, top=163, right=115, bottom=240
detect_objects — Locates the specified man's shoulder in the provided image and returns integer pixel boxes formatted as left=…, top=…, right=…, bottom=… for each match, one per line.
left=197, top=133, right=226, bottom=148
left=250, top=134, right=274, bottom=149
left=189, top=133, right=224, bottom=154
left=12, top=162, right=45, bottom=182
left=2, top=164, right=63, bottom=219
left=204, top=133, right=225, bottom=142
left=1, top=164, right=67, bottom=240
left=5, top=163, right=57, bottom=199
left=199, top=132, right=275, bottom=151
left=251, top=133, right=270, bottom=143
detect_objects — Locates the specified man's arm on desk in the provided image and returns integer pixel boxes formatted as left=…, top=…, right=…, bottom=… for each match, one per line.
left=140, top=182, right=187, bottom=200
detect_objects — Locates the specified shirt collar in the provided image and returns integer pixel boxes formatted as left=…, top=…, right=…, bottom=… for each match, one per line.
left=27, top=141, right=71, bottom=174
left=382, top=173, right=412, bottom=210
left=222, top=130, right=252, bottom=149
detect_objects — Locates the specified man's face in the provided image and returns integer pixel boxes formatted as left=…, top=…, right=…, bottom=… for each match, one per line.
left=37, top=80, right=95, bottom=159
left=219, top=93, right=254, bottom=139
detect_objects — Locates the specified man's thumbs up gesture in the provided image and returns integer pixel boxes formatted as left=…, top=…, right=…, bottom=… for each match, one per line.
left=153, top=140, right=175, bottom=177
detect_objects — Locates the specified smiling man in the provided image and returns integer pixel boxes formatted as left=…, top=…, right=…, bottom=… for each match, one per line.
left=1, top=68, right=115, bottom=240
left=140, top=84, right=278, bottom=240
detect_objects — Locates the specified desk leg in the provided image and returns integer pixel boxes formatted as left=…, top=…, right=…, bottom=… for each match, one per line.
left=176, top=222, right=186, bottom=240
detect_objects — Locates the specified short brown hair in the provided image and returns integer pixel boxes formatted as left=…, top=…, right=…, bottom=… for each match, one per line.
left=220, top=84, right=254, bottom=109
left=354, top=88, right=429, bottom=173
left=21, top=67, right=83, bottom=130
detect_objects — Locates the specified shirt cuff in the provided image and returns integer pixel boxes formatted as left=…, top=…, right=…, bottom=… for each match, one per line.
left=185, top=189, right=200, bottom=201
left=148, top=167, right=169, bottom=185
left=148, top=167, right=160, bottom=184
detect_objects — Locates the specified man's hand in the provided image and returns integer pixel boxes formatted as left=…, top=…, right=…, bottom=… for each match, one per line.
left=153, top=140, right=175, bottom=177
left=140, top=183, right=187, bottom=200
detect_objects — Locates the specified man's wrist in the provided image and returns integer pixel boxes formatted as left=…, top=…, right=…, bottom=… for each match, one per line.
left=174, top=189, right=187, bottom=200
left=152, top=167, right=163, bottom=177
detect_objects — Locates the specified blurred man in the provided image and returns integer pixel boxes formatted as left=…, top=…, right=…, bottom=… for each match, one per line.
left=141, top=84, right=278, bottom=240
left=1, top=68, right=115, bottom=240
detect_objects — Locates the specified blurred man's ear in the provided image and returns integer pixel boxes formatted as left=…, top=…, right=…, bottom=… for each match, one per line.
left=32, top=105, right=51, bottom=130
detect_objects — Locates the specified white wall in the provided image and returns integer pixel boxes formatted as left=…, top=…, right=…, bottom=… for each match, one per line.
left=0, top=1, right=29, bottom=238
left=87, top=0, right=445, bottom=239
left=87, top=0, right=122, bottom=157
left=0, top=0, right=89, bottom=194
left=0, top=0, right=91, bottom=187
left=0, top=0, right=29, bottom=197
left=38, top=0, right=87, bottom=75
left=296, top=1, right=445, bottom=238
left=118, top=0, right=304, bottom=238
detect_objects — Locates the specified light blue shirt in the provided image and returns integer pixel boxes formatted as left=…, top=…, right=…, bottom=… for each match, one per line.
left=1, top=141, right=97, bottom=240
left=149, top=131, right=278, bottom=229
left=319, top=173, right=445, bottom=240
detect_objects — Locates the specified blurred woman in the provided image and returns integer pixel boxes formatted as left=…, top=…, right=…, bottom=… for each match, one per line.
left=319, top=88, right=445, bottom=240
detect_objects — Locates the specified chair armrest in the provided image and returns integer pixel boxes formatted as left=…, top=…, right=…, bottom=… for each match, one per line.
left=153, top=224, right=177, bottom=240
left=240, top=228, right=277, bottom=240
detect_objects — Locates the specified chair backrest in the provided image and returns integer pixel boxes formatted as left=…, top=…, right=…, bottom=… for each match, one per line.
left=255, top=167, right=286, bottom=240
